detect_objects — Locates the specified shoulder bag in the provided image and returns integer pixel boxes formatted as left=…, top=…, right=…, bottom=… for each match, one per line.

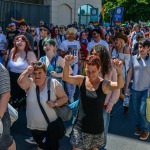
left=8, top=103, right=18, bottom=126
left=47, top=78, right=72, bottom=121
left=36, top=85, right=66, bottom=150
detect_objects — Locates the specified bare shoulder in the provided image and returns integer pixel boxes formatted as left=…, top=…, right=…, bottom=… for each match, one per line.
left=124, top=46, right=130, bottom=54
left=102, top=79, right=111, bottom=94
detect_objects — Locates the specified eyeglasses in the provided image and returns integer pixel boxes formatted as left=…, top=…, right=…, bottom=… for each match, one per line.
left=30, top=30, right=35, bottom=32
left=33, top=62, right=43, bottom=66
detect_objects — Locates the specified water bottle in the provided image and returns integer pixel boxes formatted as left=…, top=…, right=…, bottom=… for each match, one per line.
left=123, top=94, right=130, bottom=107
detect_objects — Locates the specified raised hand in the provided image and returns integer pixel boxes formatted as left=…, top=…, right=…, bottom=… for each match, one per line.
left=112, top=58, right=123, bottom=74
left=64, top=55, right=76, bottom=65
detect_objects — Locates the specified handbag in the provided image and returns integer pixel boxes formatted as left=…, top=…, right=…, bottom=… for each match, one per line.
left=146, top=89, right=150, bottom=122
left=47, top=78, right=72, bottom=121
left=8, top=103, right=18, bottom=126
left=36, top=85, right=65, bottom=150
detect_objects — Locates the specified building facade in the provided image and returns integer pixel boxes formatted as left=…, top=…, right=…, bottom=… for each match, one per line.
left=1, top=0, right=102, bottom=27
left=45, top=0, right=102, bottom=26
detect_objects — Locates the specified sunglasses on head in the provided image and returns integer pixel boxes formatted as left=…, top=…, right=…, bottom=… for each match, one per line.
left=33, top=62, right=43, bottom=66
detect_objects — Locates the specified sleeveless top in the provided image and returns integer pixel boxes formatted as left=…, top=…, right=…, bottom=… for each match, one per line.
left=75, top=77, right=106, bottom=134
left=8, top=57, right=28, bottom=73
left=40, top=54, right=63, bottom=84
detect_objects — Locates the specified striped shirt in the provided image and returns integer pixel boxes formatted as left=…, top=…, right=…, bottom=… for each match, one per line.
left=0, top=63, right=10, bottom=97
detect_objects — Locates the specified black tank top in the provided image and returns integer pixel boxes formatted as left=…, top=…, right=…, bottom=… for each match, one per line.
left=75, top=77, right=106, bottom=134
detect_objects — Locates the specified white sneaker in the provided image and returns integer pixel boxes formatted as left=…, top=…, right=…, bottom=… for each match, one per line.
left=25, top=137, right=37, bottom=144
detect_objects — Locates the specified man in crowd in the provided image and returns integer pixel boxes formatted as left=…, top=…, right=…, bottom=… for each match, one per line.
left=18, top=22, right=34, bottom=50
left=125, top=38, right=150, bottom=140
left=39, top=25, right=51, bottom=57
left=87, top=29, right=109, bottom=52
left=6, top=23, right=20, bottom=51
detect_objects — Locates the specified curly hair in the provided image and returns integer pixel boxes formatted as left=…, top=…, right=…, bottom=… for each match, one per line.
left=90, top=44, right=112, bottom=77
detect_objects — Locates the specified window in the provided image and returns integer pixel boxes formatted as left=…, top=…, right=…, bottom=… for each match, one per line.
left=78, top=4, right=94, bottom=25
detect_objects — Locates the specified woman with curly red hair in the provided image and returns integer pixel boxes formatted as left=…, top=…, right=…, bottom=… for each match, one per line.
left=7, top=35, right=37, bottom=109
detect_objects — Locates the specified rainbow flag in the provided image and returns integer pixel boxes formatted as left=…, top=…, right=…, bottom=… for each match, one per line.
left=99, top=6, right=105, bottom=26
left=93, top=21, right=99, bottom=26
left=6, top=26, right=12, bottom=32
left=114, top=21, right=121, bottom=26
left=11, top=17, right=25, bottom=24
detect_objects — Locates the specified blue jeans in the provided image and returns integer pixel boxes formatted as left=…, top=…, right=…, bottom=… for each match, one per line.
left=132, top=89, right=149, bottom=131
left=99, top=109, right=110, bottom=150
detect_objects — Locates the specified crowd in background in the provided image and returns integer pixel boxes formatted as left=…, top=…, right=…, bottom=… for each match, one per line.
left=0, top=19, right=150, bottom=150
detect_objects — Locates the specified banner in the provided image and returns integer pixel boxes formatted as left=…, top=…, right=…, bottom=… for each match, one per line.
left=90, top=8, right=99, bottom=23
left=99, top=6, right=105, bottom=26
left=113, top=6, right=124, bottom=26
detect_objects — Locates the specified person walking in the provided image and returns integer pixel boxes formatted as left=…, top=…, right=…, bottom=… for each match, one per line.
left=125, top=38, right=150, bottom=140
left=63, top=54, right=124, bottom=150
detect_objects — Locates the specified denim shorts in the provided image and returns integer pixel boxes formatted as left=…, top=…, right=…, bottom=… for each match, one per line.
left=0, top=110, right=13, bottom=150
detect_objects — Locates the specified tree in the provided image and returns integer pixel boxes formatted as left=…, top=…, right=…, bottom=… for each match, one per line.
left=102, top=0, right=150, bottom=23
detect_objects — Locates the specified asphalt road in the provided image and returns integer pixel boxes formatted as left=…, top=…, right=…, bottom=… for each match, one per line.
left=11, top=97, right=150, bottom=150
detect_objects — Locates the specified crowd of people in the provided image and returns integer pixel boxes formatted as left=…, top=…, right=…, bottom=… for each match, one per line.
left=0, top=20, right=150, bottom=150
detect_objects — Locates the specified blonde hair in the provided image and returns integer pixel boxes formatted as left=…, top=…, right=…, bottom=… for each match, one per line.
left=66, top=27, right=77, bottom=36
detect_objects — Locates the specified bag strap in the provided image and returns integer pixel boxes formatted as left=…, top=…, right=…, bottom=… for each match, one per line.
left=47, top=78, right=51, bottom=101
left=36, top=86, right=51, bottom=125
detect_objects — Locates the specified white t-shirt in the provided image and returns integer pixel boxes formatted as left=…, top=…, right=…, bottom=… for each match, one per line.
left=26, top=78, right=60, bottom=130
left=0, top=33, right=7, bottom=50
left=59, top=40, right=81, bottom=66
left=87, top=39, right=109, bottom=52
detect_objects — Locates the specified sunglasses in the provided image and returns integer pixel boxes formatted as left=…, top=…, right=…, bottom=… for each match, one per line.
left=92, top=33, right=97, bottom=36
left=39, top=28, right=47, bottom=31
left=30, top=30, right=35, bottom=32
left=33, top=62, right=43, bottom=66
left=60, top=27, right=64, bottom=29
left=10, top=25, right=15, bottom=27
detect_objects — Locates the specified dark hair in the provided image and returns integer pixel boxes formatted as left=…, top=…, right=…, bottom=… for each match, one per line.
left=92, top=29, right=102, bottom=35
left=84, top=55, right=101, bottom=69
left=90, top=44, right=112, bottom=77
left=138, top=39, right=150, bottom=47
left=12, top=35, right=32, bottom=61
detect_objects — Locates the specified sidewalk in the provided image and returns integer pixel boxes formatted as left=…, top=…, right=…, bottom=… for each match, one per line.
left=11, top=99, right=150, bottom=150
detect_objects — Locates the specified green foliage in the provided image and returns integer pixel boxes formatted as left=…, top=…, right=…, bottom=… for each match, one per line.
left=102, top=0, right=150, bottom=23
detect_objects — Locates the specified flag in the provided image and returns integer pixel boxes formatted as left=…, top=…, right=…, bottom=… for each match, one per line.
left=99, top=6, right=105, bottom=26
left=114, top=21, right=121, bottom=26
left=93, top=21, right=99, bottom=26
left=11, top=17, right=25, bottom=24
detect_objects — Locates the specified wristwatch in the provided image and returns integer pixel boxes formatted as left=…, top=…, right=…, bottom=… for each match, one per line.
left=54, top=102, right=58, bottom=107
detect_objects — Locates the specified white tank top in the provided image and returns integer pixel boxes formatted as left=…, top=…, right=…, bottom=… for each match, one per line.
left=8, top=57, right=29, bottom=73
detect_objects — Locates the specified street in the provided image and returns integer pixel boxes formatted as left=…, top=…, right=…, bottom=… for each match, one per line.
left=11, top=99, right=150, bottom=150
